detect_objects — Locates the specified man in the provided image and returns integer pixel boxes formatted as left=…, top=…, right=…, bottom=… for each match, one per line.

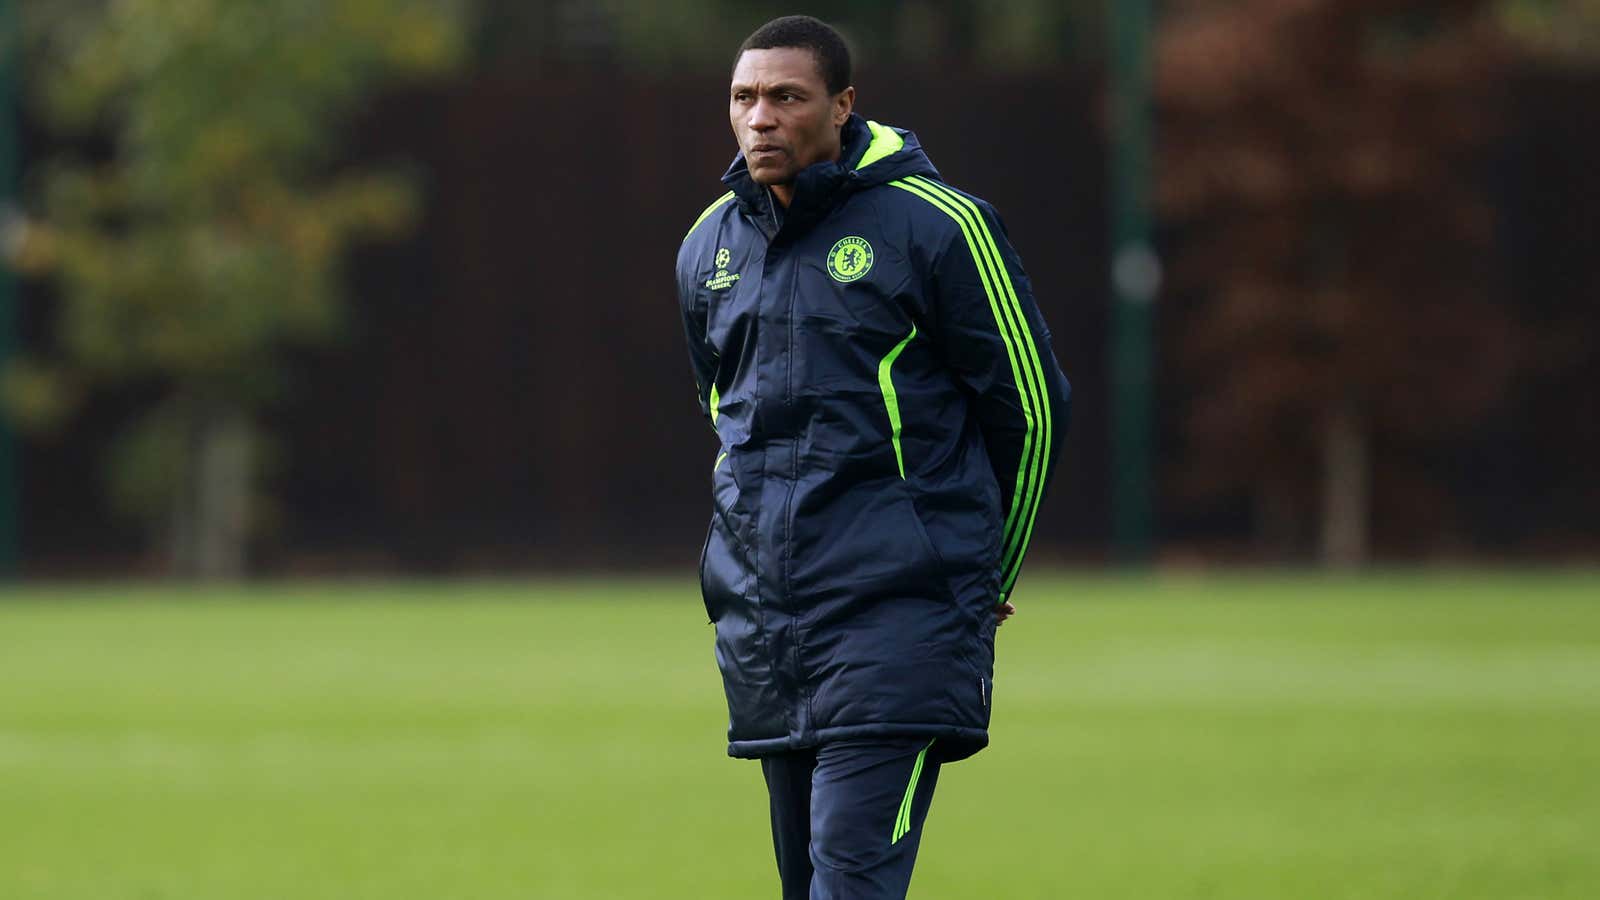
left=676, top=15, right=1072, bottom=899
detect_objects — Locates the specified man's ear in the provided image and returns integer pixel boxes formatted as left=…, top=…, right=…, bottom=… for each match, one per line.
left=833, top=86, right=855, bottom=127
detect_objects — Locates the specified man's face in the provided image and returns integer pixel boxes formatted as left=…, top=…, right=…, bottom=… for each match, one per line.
left=729, top=47, right=854, bottom=187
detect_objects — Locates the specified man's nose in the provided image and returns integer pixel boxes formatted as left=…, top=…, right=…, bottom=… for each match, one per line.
left=747, top=97, right=777, bottom=131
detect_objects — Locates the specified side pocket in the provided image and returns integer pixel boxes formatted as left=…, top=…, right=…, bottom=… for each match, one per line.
left=906, top=491, right=992, bottom=720
left=899, top=485, right=959, bottom=610
left=877, top=324, right=919, bottom=479
left=700, top=446, right=727, bottom=624
left=697, top=516, right=716, bottom=624
left=701, top=449, right=743, bottom=625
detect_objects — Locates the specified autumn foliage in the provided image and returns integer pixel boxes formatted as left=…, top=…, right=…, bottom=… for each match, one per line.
left=1157, top=0, right=1524, bottom=560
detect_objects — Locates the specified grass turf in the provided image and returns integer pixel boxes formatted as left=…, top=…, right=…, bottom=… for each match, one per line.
left=1, top=571, right=1596, bottom=899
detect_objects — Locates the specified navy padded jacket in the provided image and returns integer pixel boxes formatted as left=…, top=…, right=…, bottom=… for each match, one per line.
left=676, top=114, right=1072, bottom=761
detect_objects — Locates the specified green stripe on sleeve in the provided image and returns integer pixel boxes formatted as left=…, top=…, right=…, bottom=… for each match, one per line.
left=683, top=191, right=735, bottom=241
left=890, top=177, right=1050, bottom=591
left=906, top=176, right=1052, bottom=592
left=890, top=177, right=1038, bottom=560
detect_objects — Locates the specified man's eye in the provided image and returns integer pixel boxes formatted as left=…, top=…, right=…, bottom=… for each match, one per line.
left=779, top=94, right=797, bottom=102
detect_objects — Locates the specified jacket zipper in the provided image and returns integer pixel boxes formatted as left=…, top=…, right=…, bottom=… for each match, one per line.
left=769, top=188, right=808, bottom=738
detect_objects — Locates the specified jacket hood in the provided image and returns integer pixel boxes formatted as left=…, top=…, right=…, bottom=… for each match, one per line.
left=721, top=114, right=940, bottom=234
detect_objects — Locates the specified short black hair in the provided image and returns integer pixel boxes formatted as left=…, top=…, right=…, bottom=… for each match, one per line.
left=735, top=15, right=852, bottom=95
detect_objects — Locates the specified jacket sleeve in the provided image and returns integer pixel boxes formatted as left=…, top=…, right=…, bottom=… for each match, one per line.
left=926, top=197, right=1072, bottom=602
left=676, top=250, right=719, bottom=427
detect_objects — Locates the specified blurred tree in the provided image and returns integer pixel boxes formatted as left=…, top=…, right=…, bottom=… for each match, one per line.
left=469, top=0, right=1101, bottom=71
left=1156, top=1, right=1521, bottom=564
left=1495, top=0, right=1600, bottom=550
left=6, top=0, right=466, bottom=576
left=1500, top=0, right=1600, bottom=61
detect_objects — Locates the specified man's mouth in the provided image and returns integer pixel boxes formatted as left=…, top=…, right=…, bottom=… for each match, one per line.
left=749, top=144, right=784, bottom=156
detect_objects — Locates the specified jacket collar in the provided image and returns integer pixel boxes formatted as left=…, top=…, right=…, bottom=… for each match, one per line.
left=720, top=114, right=940, bottom=240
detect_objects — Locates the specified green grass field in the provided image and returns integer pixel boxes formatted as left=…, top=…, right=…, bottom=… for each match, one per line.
left=2, top=572, right=1597, bottom=899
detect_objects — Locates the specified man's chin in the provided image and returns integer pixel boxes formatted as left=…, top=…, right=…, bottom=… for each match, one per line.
left=746, top=163, right=795, bottom=186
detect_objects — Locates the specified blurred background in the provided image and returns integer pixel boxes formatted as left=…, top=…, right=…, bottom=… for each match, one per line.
left=1, top=0, right=1594, bottom=579
left=2, top=5, right=1598, bottom=900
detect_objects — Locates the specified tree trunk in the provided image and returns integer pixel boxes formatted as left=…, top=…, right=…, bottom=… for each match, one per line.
left=1320, top=401, right=1370, bottom=567
left=1254, top=478, right=1301, bottom=561
left=169, top=403, right=253, bottom=579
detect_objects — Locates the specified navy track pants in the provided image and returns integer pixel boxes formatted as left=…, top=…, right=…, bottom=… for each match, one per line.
left=760, top=738, right=942, bottom=900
